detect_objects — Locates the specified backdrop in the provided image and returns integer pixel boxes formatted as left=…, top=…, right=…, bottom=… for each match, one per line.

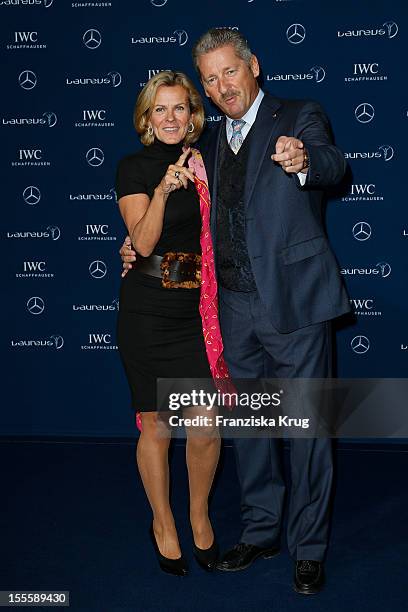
left=1, top=0, right=406, bottom=437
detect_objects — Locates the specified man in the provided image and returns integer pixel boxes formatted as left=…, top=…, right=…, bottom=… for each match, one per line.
left=120, top=29, right=350, bottom=594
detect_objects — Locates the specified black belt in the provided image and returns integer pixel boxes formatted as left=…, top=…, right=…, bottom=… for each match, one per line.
left=134, top=252, right=201, bottom=288
left=134, top=253, right=164, bottom=278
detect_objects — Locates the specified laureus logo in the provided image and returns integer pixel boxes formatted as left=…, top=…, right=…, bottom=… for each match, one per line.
left=338, top=21, right=398, bottom=39
left=66, top=72, right=122, bottom=88
left=50, top=335, right=64, bottom=349
left=131, top=30, right=188, bottom=47
left=383, top=21, right=398, bottom=38
left=47, top=226, right=61, bottom=240
left=4, top=111, right=58, bottom=127
left=344, top=145, right=394, bottom=162
left=11, top=335, right=63, bottom=350
left=309, top=66, right=326, bottom=83
left=378, top=145, right=394, bottom=161
left=108, top=71, right=122, bottom=87
left=6, top=226, right=60, bottom=240
left=43, top=111, right=57, bottom=127
left=340, top=262, right=391, bottom=278
left=73, top=299, right=119, bottom=312
left=174, top=30, right=188, bottom=46
left=267, top=66, right=326, bottom=84
left=376, top=262, right=391, bottom=278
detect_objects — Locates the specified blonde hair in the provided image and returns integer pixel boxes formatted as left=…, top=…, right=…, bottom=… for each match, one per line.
left=134, top=71, right=205, bottom=146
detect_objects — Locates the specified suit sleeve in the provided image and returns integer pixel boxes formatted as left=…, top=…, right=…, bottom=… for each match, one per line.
left=292, top=100, right=347, bottom=189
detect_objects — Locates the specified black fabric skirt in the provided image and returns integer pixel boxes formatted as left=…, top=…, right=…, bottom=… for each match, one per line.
left=117, top=269, right=211, bottom=412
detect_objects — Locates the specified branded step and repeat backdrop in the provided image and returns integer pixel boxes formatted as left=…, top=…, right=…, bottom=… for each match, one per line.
left=1, top=0, right=406, bottom=436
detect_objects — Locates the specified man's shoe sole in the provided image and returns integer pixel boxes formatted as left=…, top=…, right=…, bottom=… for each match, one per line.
left=293, top=582, right=323, bottom=595
left=216, top=548, right=280, bottom=572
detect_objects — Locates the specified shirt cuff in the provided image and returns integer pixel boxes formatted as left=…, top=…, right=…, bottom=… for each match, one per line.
left=297, top=171, right=307, bottom=186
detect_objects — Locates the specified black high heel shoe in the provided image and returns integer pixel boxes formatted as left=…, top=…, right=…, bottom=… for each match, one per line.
left=192, top=537, right=219, bottom=572
left=149, top=523, right=188, bottom=577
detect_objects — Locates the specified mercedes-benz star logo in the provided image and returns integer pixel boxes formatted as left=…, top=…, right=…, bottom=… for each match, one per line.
left=86, top=148, right=104, bottom=167
left=355, top=103, right=375, bottom=124
left=23, top=186, right=41, bottom=205
left=43, top=112, right=57, bottom=128
left=151, top=0, right=168, bottom=6
left=309, top=66, right=326, bottom=83
left=44, top=0, right=54, bottom=7
left=89, top=260, right=107, bottom=279
left=18, top=70, right=37, bottom=90
left=383, top=21, right=398, bottom=39
left=352, top=221, right=372, bottom=241
left=379, top=145, right=394, bottom=162
left=83, top=28, right=102, bottom=50
left=351, top=335, right=370, bottom=354
left=376, top=262, right=392, bottom=278
left=286, top=24, right=306, bottom=45
left=27, top=296, right=45, bottom=315
left=107, top=71, right=122, bottom=87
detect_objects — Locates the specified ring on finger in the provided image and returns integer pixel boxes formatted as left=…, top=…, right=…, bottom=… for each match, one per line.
left=174, top=170, right=180, bottom=179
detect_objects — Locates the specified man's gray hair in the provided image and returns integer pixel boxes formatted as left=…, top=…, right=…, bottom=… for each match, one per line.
left=192, top=28, right=253, bottom=76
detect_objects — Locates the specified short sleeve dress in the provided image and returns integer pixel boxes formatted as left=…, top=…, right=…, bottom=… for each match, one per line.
left=116, top=139, right=211, bottom=412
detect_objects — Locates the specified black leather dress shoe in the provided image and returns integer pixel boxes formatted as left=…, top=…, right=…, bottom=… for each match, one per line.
left=293, top=560, right=324, bottom=594
left=216, top=542, right=280, bottom=572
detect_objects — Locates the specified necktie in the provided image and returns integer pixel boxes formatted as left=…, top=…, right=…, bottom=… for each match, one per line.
left=229, top=119, right=246, bottom=154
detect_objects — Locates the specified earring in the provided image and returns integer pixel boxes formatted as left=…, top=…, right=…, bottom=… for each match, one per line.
left=188, top=122, right=194, bottom=133
left=147, top=126, right=153, bottom=136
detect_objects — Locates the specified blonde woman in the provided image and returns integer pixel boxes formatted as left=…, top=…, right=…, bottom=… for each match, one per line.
left=116, top=71, right=228, bottom=576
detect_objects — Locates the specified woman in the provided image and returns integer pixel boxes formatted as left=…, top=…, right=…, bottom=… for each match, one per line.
left=115, top=71, right=229, bottom=576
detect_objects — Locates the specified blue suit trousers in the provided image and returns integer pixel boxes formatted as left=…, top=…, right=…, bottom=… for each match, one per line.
left=219, top=286, right=333, bottom=562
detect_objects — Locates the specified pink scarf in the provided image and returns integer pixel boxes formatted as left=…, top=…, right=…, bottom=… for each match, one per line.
left=188, top=148, right=231, bottom=382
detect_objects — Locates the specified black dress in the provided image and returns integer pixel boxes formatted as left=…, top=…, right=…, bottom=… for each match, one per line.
left=115, top=140, right=211, bottom=412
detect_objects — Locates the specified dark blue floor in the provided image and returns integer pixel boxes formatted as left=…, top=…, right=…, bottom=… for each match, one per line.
left=1, top=439, right=407, bottom=612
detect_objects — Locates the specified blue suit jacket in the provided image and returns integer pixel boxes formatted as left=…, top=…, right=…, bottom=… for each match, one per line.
left=200, top=92, right=351, bottom=333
